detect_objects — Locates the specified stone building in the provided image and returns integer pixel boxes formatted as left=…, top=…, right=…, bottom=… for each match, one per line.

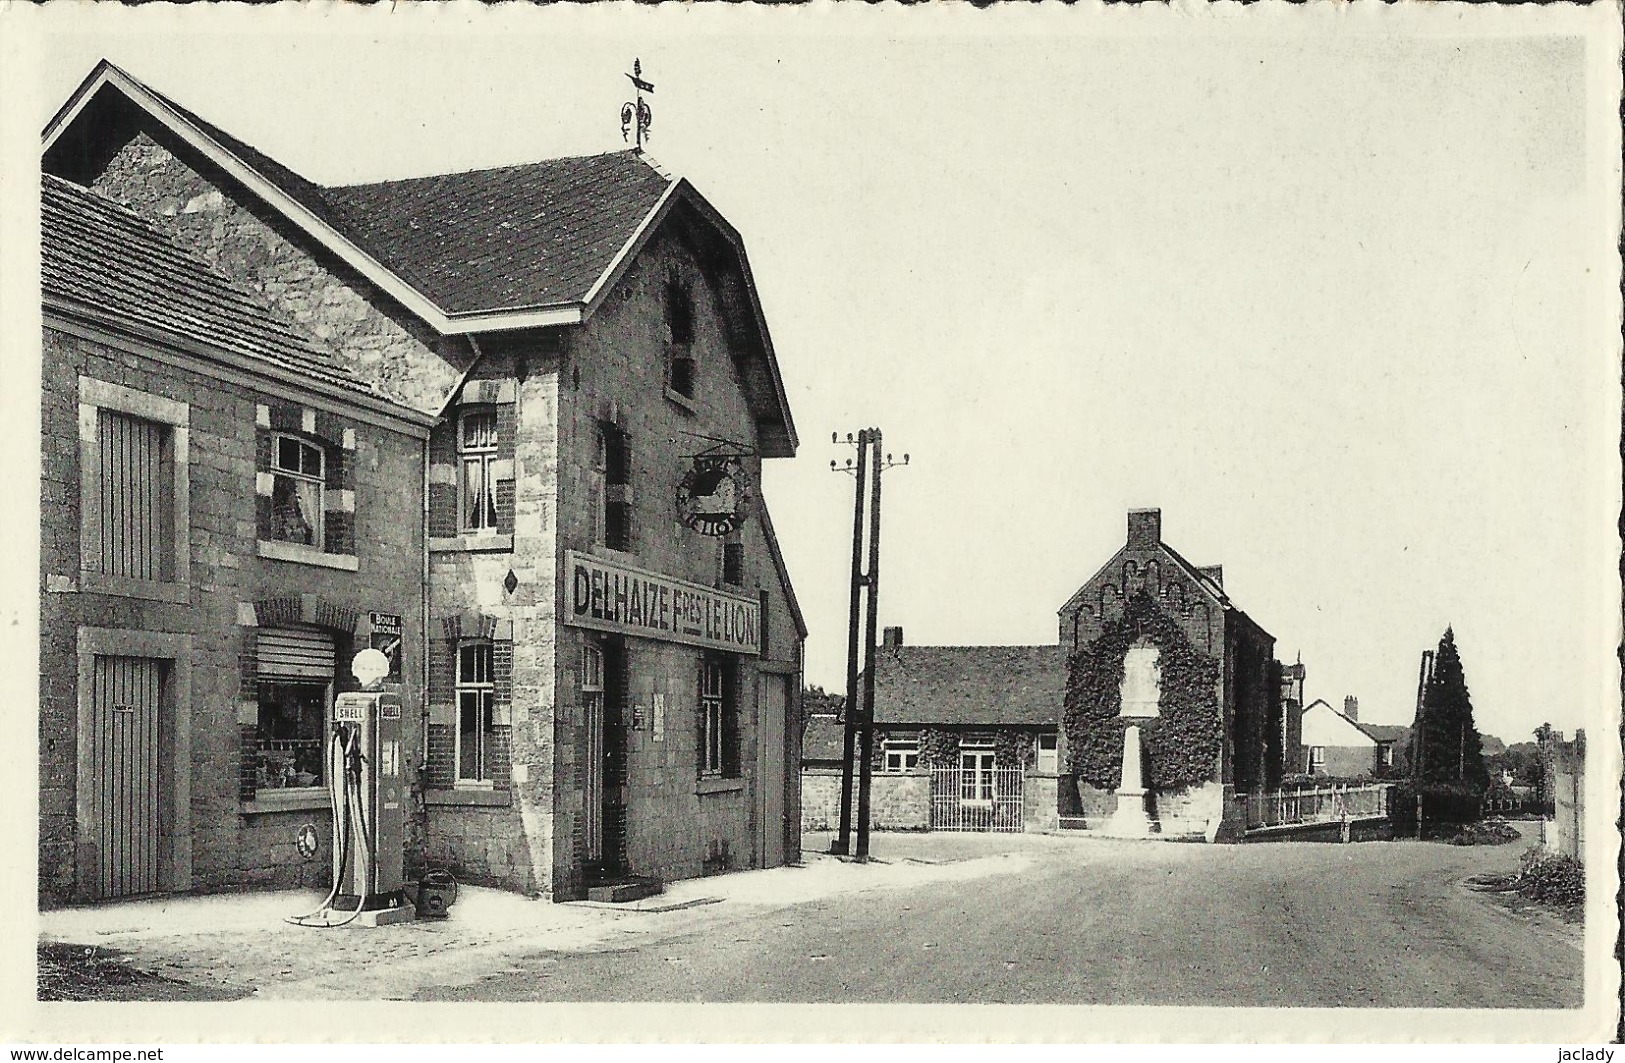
left=40, top=174, right=432, bottom=904
left=1056, top=509, right=1287, bottom=839
left=801, top=632, right=1063, bottom=833
left=1300, top=696, right=1402, bottom=779
left=42, top=60, right=806, bottom=903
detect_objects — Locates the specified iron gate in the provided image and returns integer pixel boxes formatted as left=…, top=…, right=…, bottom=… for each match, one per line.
left=93, top=655, right=162, bottom=898
left=929, top=767, right=1025, bottom=832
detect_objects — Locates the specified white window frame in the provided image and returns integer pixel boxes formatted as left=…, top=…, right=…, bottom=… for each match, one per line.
left=455, top=641, right=496, bottom=788
left=459, top=408, right=499, bottom=533
left=269, top=432, right=325, bottom=548
left=699, top=657, right=726, bottom=777
left=1036, top=733, right=1059, bottom=775
left=1308, top=745, right=1326, bottom=774
left=959, top=741, right=996, bottom=805
left=882, top=738, right=920, bottom=773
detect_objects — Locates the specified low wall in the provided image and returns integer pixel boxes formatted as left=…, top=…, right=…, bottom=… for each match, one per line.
left=801, top=769, right=929, bottom=832
left=1061, top=776, right=1230, bottom=840
left=1024, top=774, right=1058, bottom=832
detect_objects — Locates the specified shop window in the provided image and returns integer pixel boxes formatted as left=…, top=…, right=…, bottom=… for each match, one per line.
left=597, top=423, right=631, bottom=550
left=270, top=433, right=325, bottom=547
left=256, top=681, right=328, bottom=790
left=457, top=642, right=497, bottom=785
left=1119, top=640, right=1161, bottom=718
left=459, top=408, right=499, bottom=532
left=882, top=739, right=919, bottom=773
left=959, top=741, right=996, bottom=804
left=1036, top=733, right=1059, bottom=774
left=698, top=655, right=739, bottom=778
left=254, top=627, right=337, bottom=792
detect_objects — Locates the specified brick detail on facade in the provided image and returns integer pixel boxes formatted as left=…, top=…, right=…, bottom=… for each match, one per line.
left=426, top=724, right=456, bottom=790
left=239, top=725, right=260, bottom=802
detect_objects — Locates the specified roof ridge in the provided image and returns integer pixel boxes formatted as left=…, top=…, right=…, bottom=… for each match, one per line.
left=326, top=148, right=655, bottom=191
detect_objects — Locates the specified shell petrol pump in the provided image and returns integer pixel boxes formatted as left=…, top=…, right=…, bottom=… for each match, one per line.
left=287, top=648, right=412, bottom=928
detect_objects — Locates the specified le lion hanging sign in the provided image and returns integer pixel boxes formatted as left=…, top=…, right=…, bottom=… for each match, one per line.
left=676, top=455, right=752, bottom=537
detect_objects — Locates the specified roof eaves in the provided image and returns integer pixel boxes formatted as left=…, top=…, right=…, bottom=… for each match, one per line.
left=756, top=491, right=809, bottom=640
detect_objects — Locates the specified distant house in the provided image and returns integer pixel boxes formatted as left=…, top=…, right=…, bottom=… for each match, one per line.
left=800, top=634, right=1063, bottom=833
left=1301, top=697, right=1402, bottom=778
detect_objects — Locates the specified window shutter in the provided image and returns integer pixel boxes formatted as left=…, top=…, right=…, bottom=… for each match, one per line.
left=491, top=637, right=513, bottom=790
left=495, top=402, right=516, bottom=536
left=428, top=421, right=458, bottom=540
left=722, top=661, right=741, bottom=777
left=425, top=637, right=456, bottom=789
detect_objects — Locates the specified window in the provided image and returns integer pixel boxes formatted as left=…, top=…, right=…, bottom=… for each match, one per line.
left=1036, top=733, right=1059, bottom=775
left=270, top=433, right=324, bottom=547
left=882, top=739, right=919, bottom=773
left=698, top=655, right=737, bottom=778
left=1308, top=746, right=1326, bottom=775
left=456, top=642, right=497, bottom=785
left=722, top=541, right=744, bottom=586
left=459, top=409, right=499, bottom=532
left=699, top=658, right=725, bottom=776
left=254, top=627, right=337, bottom=792
left=666, top=269, right=696, bottom=398
left=1380, top=743, right=1394, bottom=768
left=1119, top=640, right=1161, bottom=718
left=960, top=742, right=996, bottom=804
left=597, top=424, right=631, bottom=550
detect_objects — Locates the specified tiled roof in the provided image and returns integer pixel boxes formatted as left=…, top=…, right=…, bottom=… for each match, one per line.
left=149, top=80, right=674, bottom=315
left=1361, top=724, right=1409, bottom=744
left=320, top=154, right=672, bottom=315
left=41, top=174, right=374, bottom=396
left=803, top=715, right=845, bottom=764
left=873, top=645, right=1065, bottom=727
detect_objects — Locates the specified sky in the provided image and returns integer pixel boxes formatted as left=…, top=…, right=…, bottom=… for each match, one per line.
left=7, top=4, right=1620, bottom=746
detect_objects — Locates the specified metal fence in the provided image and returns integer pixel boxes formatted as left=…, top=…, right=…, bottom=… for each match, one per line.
left=929, top=767, right=1025, bottom=832
left=1243, top=783, right=1391, bottom=830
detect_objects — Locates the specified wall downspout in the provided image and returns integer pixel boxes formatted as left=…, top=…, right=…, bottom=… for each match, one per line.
left=419, top=336, right=486, bottom=867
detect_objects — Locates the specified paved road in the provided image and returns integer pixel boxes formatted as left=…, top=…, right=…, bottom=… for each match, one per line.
left=418, top=830, right=1582, bottom=1007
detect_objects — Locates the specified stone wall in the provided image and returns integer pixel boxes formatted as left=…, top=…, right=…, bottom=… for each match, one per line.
left=800, top=769, right=930, bottom=832
left=1023, top=774, right=1058, bottom=832
left=86, top=127, right=469, bottom=415
left=41, top=321, right=424, bottom=906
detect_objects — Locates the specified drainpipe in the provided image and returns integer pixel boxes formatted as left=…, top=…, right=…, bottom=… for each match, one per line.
left=418, top=337, right=487, bottom=848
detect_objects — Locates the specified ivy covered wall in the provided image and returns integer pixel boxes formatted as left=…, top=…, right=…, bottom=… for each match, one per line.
left=1063, top=591, right=1224, bottom=791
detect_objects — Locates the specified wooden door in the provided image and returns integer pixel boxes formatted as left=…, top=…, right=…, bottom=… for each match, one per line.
left=92, top=655, right=162, bottom=898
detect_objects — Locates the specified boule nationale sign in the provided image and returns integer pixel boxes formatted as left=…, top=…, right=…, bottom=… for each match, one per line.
left=565, top=550, right=760, bottom=656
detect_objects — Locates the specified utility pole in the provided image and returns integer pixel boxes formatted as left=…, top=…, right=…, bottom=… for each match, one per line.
left=1412, top=648, right=1433, bottom=840
left=828, top=429, right=907, bottom=861
left=830, top=431, right=869, bottom=857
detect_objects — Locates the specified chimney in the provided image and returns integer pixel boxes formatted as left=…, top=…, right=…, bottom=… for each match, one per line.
left=1127, top=509, right=1162, bottom=548
left=882, top=626, right=904, bottom=648
left=1198, top=565, right=1224, bottom=589
left=1343, top=695, right=1359, bottom=722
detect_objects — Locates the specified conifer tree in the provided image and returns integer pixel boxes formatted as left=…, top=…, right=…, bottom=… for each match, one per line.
left=1409, top=627, right=1489, bottom=790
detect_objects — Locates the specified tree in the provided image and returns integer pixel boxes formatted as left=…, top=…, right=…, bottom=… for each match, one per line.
left=801, top=685, right=844, bottom=735
left=1408, top=627, right=1490, bottom=790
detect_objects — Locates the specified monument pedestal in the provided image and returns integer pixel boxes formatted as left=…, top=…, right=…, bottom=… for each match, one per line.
left=1099, top=722, right=1159, bottom=838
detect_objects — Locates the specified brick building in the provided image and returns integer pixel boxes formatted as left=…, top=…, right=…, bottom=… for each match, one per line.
left=42, top=61, right=806, bottom=904
left=1057, top=509, right=1288, bottom=839
left=40, top=174, right=432, bottom=904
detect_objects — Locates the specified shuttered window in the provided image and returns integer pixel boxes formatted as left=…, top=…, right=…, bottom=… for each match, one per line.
left=96, top=410, right=168, bottom=581
left=255, top=628, right=336, bottom=791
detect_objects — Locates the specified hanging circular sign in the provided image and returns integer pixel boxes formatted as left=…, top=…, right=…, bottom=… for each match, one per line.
left=676, top=457, right=751, bottom=537
left=295, top=823, right=320, bottom=860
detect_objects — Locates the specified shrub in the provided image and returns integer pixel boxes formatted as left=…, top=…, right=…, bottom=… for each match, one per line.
left=1513, top=849, right=1584, bottom=909
left=1389, top=778, right=1486, bottom=834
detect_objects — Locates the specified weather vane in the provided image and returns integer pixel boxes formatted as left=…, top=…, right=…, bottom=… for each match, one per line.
left=621, top=58, right=654, bottom=153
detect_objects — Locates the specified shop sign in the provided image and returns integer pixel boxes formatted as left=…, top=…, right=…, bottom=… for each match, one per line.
left=368, top=612, right=403, bottom=681
left=565, top=550, right=761, bottom=656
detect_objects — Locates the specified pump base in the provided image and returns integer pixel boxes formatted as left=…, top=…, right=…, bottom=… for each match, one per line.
left=350, top=905, right=415, bottom=928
